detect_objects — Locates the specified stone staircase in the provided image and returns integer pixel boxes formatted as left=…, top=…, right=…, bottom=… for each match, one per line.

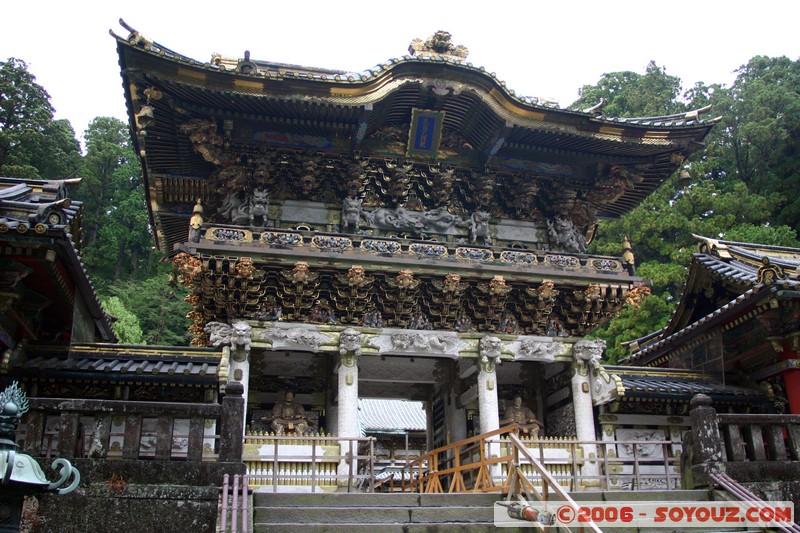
left=250, top=489, right=765, bottom=532
left=252, top=492, right=501, bottom=532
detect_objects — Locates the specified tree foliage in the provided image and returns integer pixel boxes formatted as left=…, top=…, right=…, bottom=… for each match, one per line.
left=77, top=117, right=153, bottom=280
left=106, top=275, right=191, bottom=346
left=580, top=59, right=800, bottom=360
left=570, top=61, right=686, bottom=117
left=0, top=58, right=81, bottom=179
left=102, top=296, right=145, bottom=344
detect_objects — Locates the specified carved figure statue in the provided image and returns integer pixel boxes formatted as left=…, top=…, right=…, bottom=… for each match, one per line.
left=501, top=395, right=543, bottom=437
left=339, top=327, right=362, bottom=356
left=341, top=196, right=362, bottom=233
left=256, top=298, right=283, bottom=322
left=547, top=217, right=587, bottom=253
left=308, top=301, right=336, bottom=324
left=361, top=305, right=383, bottom=328
left=479, top=336, right=503, bottom=370
left=218, top=190, right=249, bottom=225
left=249, top=188, right=269, bottom=227
left=230, top=321, right=252, bottom=352
left=265, top=391, right=310, bottom=435
left=188, top=199, right=204, bottom=243
left=408, top=312, right=430, bottom=330
left=470, top=210, right=491, bottom=245
left=454, top=311, right=473, bottom=332
left=498, top=312, right=520, bottom=335
left=204, top=320, right=252, bottom=353
left=573, top=338, right=606, bottom=365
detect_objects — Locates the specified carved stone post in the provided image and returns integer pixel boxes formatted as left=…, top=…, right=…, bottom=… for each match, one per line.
left=337, top=329, right=361, bottom=485
left=228, top=345, right=250, bottom=436
left=219, top=381, right=244, bottom=462
left=687, top=393, right=723, bottom=488
left=572, top=339, right=603, bottom=487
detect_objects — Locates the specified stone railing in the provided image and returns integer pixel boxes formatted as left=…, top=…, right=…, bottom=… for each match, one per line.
left=19, top=382, right=246, bottom=485
left=686, top=394, right=800, bottom=487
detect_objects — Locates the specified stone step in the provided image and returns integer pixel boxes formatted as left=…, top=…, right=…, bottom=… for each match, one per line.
left=254, top=524, right=511, bottom=533
left=254, top=504, right=493, bottom=524
left=253, top=492, right=500, bottom=508
left=250, top=490, right=754, bottom=532
left=573, top=489, right=711, bottom=502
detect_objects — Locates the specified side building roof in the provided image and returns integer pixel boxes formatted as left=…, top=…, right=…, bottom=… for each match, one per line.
left=622, top=235, right=800, bottom=367
left=0, top=177, right=115, bottom=345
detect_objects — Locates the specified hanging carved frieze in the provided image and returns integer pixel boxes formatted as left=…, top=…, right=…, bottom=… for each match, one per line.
left=175, top=119, right=614, bottom=236
left=429, top=167, right=457, bottom=205
left=471, top=275, right=512, bottom=332
left=362, top=205, right=467, bottom=236
left=261, top=231, right=302, bottom=247
left=334, top=266, right=375, bottom=324
left=279, top=262, right=320, bottom=321
left=380, top=269, right=420, bottom=327
left=625, top=285, right=651, bottom=308
left=183, top=256, right=631, bottom=337
left=520, top=279, right=560, bottom=334
left=428, top=273, right=469, bottom=329
left=173, top=252, right=203, bottom=286
left=196, top=256, right=268, bottom=321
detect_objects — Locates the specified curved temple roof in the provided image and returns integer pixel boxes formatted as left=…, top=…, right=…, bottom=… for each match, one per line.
left=113, top=22, right=718, bottom=238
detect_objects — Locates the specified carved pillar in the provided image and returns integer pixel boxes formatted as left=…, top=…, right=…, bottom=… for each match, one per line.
left=687, top=394, right=723, bottom=488
left=571, top=339, right=602, bottom=487
left=219, top=381, right=245, bottom=462
left=229, top=346, right=250, bottom=435
left=337, top=329, right=361, bottom=484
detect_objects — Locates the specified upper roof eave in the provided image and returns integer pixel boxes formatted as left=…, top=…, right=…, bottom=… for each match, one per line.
left=113, top=24, right=718, bottom=138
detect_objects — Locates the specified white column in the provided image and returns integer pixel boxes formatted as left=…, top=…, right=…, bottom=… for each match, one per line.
left=572, top=340, right=603, bottom=487
left=478, top=336, right=503, bottom=484
left=336, top=333, right=360, bottom=486
left=478, top=366, right=500, bottom=434
left=337, top=357, right=359, bottom=437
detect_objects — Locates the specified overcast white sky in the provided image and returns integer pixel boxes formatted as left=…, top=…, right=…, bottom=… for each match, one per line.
left=3, top=1, right=799, bottom=143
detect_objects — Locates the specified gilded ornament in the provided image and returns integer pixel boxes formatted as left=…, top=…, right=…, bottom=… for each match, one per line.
left=235, top=258, right=256, bottom=279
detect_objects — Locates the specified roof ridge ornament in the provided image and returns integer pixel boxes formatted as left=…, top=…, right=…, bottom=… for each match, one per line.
left=408, top=31, right=469, bottom=62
